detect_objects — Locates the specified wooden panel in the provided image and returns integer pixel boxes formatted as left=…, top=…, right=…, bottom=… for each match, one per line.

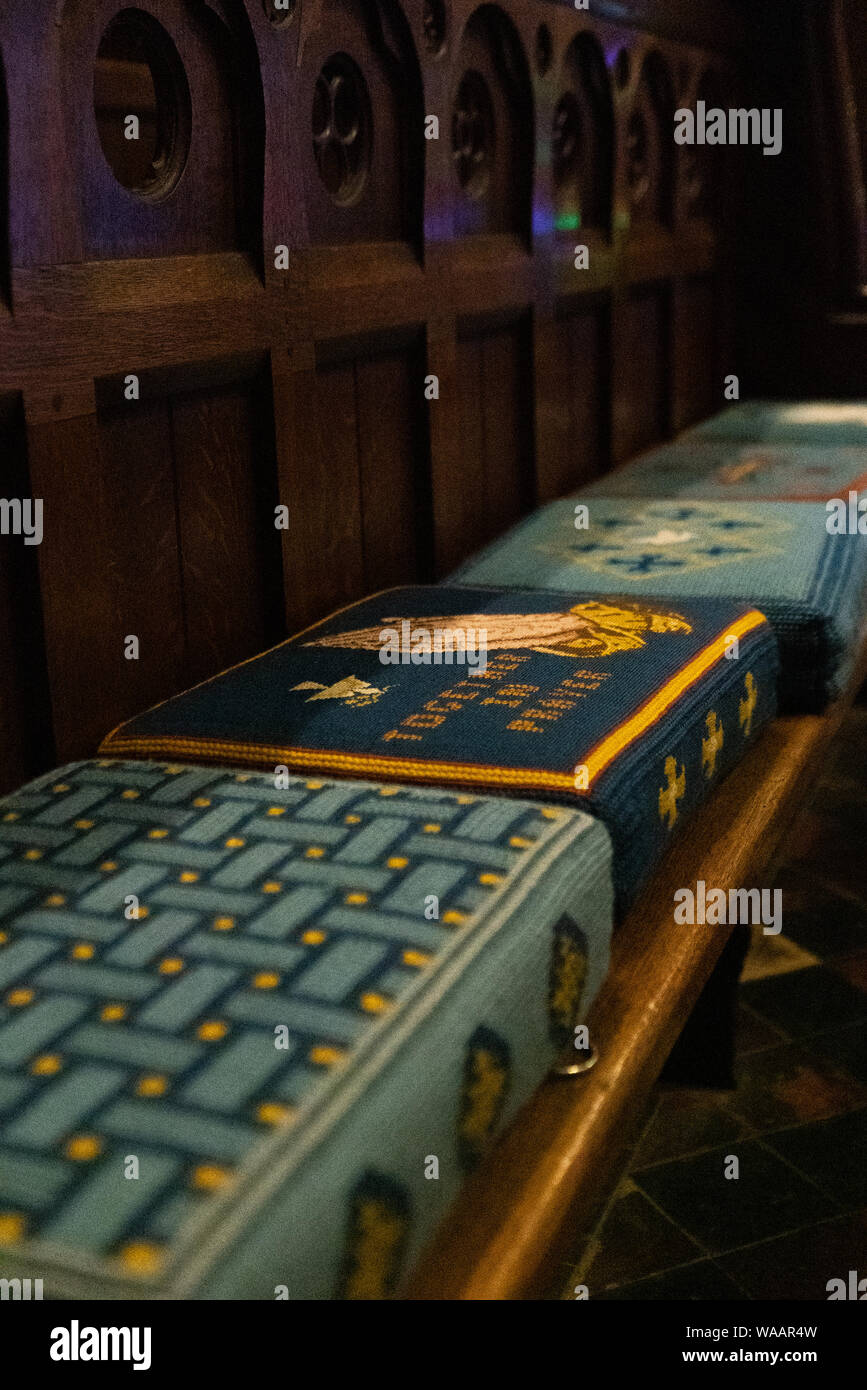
left=0, top=395, right=50, bottom=792
left=540, top=301, right=609, bottom=499
left=452, top=316, right=535, bottom=563
left=172, top=370, right=283, bottom=685
left=611, top=285, right=669, bottom=463
left=671, top=275, right=719, bottom=432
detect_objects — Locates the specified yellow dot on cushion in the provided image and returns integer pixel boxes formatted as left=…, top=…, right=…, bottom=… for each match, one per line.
left=235, top=775, right=251, bottom=783
left=24, top=849, right=43, bottom=861
left=7, top=988, right=34, bottom=1007
left=225, top=838, right=245, bottom=849
left=179, top=871, right=199, bottom=884
left=53, top=784, right=70, bottom=794
left=121, top=789, right=140, bottom=800
left=101, top=1003, right=127, bottom=1022
left=66, top=1135, right=102, bottom=1161
left=45, top=893, right=66, bottom=907
left=213, top=915, right=235, bottom=932
left=306, top=780, right=324, bottom=791
left=192, top=1164, right=232, bottom=1191
left=148, top=829, right=169, bottom=840
left=387, top=856, right=408, bottom=869
left=378, top=787, right=399, bottom=797
left=133, top=906, right=150, bottom=920
left=0, top=1213, right=26, bottom=1244
left=193, top=797, right=211, bottom=808
left=197, top=1021, right=228, bottom=1042
left=509, top=836, right=533, bottom=849
left=402, top=949, right=431, bottom=969
left=345, top=892, right=368, bottom=906
left=136, top=1075, right=168, bottom=1098
left=100, top=861, right=117, bottom=873
left=3, top=812, right=19, bottom=822
left=256, top=1102, right=292, bottom=1126
left=253, top=972, right=280, bottom=990
left=262, top=881, right=282, bottom=894
left=71, top=942, right=95, bottom=961
left=541, top=807, right=563, bottom=820
left=305, top=846, right=325, bottom=859
left=345, top=814, right=362, bottom=825
left=310, top=1044, right=344, bottom=1067
left=0, top=931, right=8, bottom=945
left=360, top=992, right=390, bottom=1015
left=457, top=795, right=476, bottom=805
left=423, top=823, right=441, bottom=834
left=31, top=1054, right=62, bottom=1076
left=442, top=910, right=467, bottom=927
left=267, top=807, right=286, bottom=817
left=74, top=819, right=94, bottom=830
left=119, top=1242, right=163, bottom=1276
left=301, top=928, right=326, bottom=946
left=158, top=957, right=184, bottom=975
left=479, top=873, right=502, bottom=887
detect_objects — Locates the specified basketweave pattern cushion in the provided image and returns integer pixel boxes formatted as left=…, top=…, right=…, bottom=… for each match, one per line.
left=583, top=441, right=867, bottom=502
left=98, top=585, right=778, bottom=911
left=686, top=401, right=867, bottom=445
left=452, top=500, right=867, bottom=713
left=0, top=760, right=612, bottom=1300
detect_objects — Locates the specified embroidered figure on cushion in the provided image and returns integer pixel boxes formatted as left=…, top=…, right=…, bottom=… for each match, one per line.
left=291, top=676, right=389, bottom=706
left=306, top=600, right=693, bottom=661
left=337, top=1173, right=411, bottom=1301
left=659, top=756, right=686, bottom=828
left=457, top=1028, right=511, bottom=1169
left=739, top=671, right=758, bottom=736
left=548, top=916, right=589, bottom=1048
left=702, top=711, right=725, bottom=778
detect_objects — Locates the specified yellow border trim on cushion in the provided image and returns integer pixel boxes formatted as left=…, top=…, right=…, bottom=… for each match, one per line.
left=100, top=611, right=768, bottom=794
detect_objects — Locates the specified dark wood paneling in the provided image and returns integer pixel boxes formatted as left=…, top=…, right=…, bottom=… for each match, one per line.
left=611, top=285, right=670, bottom=462
left=0, top=1, right=740, bottom=778
left=671, top=275, right=719, bottom=432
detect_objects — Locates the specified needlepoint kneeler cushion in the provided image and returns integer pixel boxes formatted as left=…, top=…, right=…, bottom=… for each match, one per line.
left=453, top=502, right=866, bottom=713
left=583, top=440, right=867, bottom=502
left=99, top=585, right=778, bottom=910
left=686, top=401, right=867, bottom=446
left=0, top=759, right=612, bottom=1299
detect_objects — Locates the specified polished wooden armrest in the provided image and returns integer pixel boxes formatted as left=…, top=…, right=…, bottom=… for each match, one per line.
left=405, top=641, right=867, bottom=1301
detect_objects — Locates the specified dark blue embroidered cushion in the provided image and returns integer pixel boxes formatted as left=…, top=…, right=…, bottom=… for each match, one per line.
left=100, top=586, right=778, bottom=910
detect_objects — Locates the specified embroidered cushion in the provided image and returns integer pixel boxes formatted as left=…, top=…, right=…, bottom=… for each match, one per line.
left=583, top=441, right=867, bottom=502
left=0, top=759, right=612, bottom=1299
left=686, top=401, right=867, bottom=446
left=453, top=500, right=866, bottom=713
left=99, top=586, right=778, bottom=910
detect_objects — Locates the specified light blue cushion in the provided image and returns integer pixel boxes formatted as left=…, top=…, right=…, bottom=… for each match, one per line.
left=686, top=401, right=867, bottom=445
left=583, top=440, right=867, bottom=502
left=0, top=760, right=612, bottom=1299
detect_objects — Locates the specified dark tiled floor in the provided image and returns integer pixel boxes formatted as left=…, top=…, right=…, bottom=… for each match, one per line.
left=570, top=706, right=867, bottom=1301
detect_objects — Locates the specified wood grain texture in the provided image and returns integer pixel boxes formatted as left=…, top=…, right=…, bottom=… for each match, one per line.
left=0, top=1, right=736, bottom=768
left=405, top=640, right=867, bottom=1300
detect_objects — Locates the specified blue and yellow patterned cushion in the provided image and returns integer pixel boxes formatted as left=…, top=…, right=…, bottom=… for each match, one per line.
left=99, top=586, right=778, bottom=909
left=583, top=441, right=867, bottom=502
left=686, top=401, right=867, bottom=445
left=453, top=501, right=866, bottom=713
left=0, top=759, right=612, bottom=1299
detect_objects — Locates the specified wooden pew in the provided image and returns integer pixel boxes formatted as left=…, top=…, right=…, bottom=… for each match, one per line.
left=406, top=636, right=867, bottom=1300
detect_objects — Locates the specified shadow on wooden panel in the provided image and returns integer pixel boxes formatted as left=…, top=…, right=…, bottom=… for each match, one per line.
left=452, top=5, right=534, bottom=242
left=545, top=298, right=610, bottom=497
left=627, top=49, right=675, bottom=230
left=452, top=313, right=535, bottom=558
left=0, top=395, right=53, bottom=792
left=66, top=0, right=265, bottom=263
left=0, top=44, right=8, bottom=308
left=302, top=0, right=424, bottom=248
left=611, top=284, right=669, bottom=462
left=553, top=32, right=614, bottom=238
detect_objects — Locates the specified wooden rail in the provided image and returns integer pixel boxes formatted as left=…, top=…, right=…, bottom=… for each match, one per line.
left=405, top=640, right=867, bottom=1300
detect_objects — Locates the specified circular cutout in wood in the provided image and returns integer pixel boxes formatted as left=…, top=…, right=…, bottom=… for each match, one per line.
left=93, top=9, right=191, bottom=200
left=452, top=70, right=495, bottom=199
left=312, top=54, right=372, bottom=206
